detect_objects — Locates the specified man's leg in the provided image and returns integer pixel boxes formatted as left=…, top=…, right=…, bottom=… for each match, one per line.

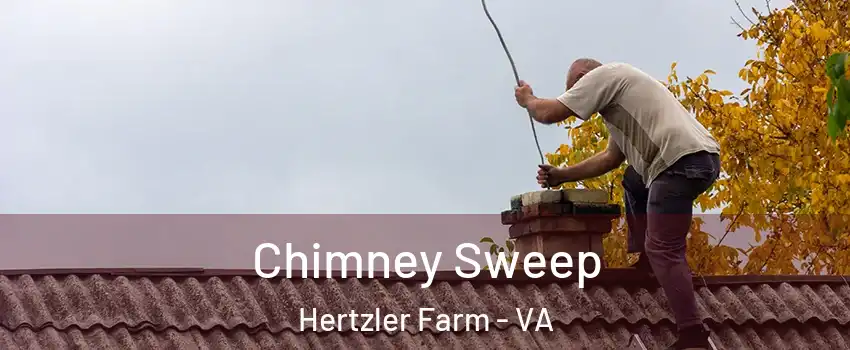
left=644, top=152, right=720, bottom=347
left=622, top=166, right=653, bottom=272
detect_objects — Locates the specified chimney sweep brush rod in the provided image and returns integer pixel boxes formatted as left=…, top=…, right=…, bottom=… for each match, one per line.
left=480, top=0, right=548, bottom=171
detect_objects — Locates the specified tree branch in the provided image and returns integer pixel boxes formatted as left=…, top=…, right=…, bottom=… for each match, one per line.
left=734, top=0, right=757, bottom=25
left=757, top=233, right=780, bottom=273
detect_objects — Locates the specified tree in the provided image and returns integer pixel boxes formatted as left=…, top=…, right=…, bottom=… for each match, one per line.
left=544, top=0, right=850, bottom=275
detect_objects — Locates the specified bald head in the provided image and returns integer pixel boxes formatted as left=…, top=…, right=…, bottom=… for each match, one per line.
left=566, top=58, right=602, bottom=90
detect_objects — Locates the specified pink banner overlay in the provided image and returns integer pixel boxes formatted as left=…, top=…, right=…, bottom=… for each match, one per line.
left=0, top=214, right=788, bottom=269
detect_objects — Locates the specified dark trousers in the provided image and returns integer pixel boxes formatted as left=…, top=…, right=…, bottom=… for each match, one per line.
left=622, top=151, right=720, bottom=330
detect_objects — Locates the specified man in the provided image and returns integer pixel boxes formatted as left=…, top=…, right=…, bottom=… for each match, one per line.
left=513, top=58, right=721, bottom=350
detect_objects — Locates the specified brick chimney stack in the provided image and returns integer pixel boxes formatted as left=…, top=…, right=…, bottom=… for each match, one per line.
left=501, top=189, right=621, bottom=269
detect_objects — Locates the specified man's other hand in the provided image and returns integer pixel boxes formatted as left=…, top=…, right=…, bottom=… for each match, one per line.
left=514, top=80, right=534, bottom=107
left=537, top=164, right=569, bottom=187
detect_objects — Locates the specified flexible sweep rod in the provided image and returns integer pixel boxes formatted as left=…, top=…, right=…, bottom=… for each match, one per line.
left=480, top=0, right=546, bottom=167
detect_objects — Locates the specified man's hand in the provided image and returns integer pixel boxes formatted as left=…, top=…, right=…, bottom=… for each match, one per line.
left=514, top=80, right=534, bottom=108
left=537, top=164, right=571, bottom=188
left=514, top=81, right=572, bottom=124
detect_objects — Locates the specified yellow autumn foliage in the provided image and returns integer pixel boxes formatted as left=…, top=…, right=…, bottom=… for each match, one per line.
left=547, top=0, right=850, bottom=275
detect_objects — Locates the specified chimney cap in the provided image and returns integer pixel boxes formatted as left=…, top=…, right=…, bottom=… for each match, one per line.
left=501, top=189, right=620, bottom=226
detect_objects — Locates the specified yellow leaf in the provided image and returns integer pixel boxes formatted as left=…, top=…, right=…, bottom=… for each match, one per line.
left=709, top=94, right=723, bottom=106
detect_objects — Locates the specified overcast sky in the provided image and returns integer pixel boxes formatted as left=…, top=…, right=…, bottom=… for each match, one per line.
left=0, top=0, right=787, bottom=215
left=0, top=0, right=795, bottom=269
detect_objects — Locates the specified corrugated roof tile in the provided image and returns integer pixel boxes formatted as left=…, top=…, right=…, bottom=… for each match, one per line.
left=2, top=272, right=850, bottom=349
left=1, top=322, right=849, bottom=350
left=3, top=275, right=850, bottom=333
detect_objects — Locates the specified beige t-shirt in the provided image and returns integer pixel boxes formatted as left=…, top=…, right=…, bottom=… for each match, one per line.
left=556, top=62, right=720, bottom=187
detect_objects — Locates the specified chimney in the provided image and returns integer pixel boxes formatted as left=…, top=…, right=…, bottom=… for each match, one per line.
left=501, top=189, right=621, bottom=269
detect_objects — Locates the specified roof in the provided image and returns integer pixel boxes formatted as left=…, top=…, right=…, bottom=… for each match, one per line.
left=1, top=268, right=849, bottom=349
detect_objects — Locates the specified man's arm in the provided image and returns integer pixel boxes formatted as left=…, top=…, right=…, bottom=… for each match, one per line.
left=560, top=138, right=625, bottom=182
left=519, top=65, right=620, bottom=125
left=525, top=96, right=574, bottom=125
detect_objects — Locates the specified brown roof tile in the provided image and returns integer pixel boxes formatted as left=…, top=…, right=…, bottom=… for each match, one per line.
left=1, top=269, right=849, bottom=349
left=2, top=322, right=849, bottom=349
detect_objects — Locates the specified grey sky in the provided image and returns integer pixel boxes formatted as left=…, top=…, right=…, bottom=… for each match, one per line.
left=0, top=0, right=787, bottom=214
left=0, top=1, right=788, bottom=268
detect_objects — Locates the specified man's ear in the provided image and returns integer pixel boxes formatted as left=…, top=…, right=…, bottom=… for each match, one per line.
left=566, top=73, right=585, bottom=90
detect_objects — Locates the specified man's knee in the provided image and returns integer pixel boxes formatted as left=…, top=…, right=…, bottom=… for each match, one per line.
left=644, top=234, right=687, bottom=264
